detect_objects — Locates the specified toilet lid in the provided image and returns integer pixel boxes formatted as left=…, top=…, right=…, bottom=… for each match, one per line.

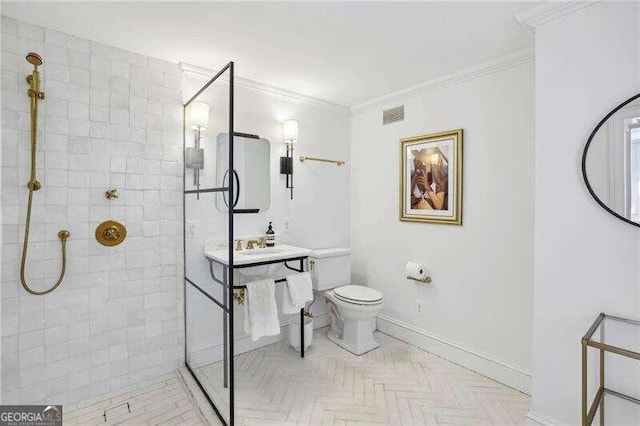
left=334, top=285, right=383, bottom=305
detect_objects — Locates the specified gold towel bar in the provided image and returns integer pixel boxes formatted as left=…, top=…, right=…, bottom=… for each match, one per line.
left=299, top=155, right=345, bottom=166
left=407, top=276, right=432, bottom=284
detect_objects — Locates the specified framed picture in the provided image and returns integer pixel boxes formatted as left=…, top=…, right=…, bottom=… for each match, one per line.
left=400, top=129, right=463, bottom=225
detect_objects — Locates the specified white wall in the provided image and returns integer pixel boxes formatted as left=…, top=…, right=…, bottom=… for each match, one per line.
left=182, top=68, right=351, bottom=364
left=350, top=59, right=535, bottom=392
left=1, top=17, right=184, bottom=404
left=530, top=2, right=640, bottom=424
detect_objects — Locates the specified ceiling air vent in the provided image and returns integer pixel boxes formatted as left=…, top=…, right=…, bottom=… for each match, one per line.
left=383, top=105, right=404, bottom=125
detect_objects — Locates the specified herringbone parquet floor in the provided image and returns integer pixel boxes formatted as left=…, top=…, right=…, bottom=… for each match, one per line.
left=195, top=329, right=530, bottom=425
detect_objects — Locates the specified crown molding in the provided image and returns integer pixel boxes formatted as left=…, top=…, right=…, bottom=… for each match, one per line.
left=179, top=62, right=350, bottom=116
left=515, top=1, right=599, bottom=29
left=351, top=47, right=534, bottom=115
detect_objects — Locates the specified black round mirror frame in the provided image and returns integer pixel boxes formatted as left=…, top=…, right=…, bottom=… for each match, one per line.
left=581, top=92, right=640, bottom=228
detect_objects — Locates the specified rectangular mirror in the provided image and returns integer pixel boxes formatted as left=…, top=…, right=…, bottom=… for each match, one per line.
left=216, top=132, right=271, bottom=213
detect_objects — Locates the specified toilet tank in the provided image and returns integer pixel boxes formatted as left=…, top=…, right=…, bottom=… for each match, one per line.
left=309, top=248, right=351, bottom=291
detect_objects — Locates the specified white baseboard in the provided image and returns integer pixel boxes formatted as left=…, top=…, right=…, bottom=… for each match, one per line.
left=526, top=410, right=566, bottom=426
left=376, top=314, right=532, bottom=394
left=189, top=312, right=329, bottom=367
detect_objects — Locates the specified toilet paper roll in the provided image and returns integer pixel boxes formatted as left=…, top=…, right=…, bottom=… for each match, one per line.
left=405, top=261, right=427, bottom=280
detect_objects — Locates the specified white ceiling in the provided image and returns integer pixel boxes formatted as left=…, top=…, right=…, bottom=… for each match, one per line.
left=1, top=2, right=536, bottom=107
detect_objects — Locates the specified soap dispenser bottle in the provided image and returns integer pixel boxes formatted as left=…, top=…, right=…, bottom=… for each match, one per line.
left=265, top=222, right=275, bottom=247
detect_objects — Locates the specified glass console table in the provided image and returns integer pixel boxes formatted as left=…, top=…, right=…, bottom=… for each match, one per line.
left=582, top=313, right=640, bottom=425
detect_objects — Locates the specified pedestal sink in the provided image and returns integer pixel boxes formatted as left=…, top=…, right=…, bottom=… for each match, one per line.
left=204, top=244, right=312, bottom=266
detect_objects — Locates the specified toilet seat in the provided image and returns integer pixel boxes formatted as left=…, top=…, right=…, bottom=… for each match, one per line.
left=334, top=285, right=383, bottom=305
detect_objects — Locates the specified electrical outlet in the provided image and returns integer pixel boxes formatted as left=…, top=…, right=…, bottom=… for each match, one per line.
left=283, top=217, right=290, bottom=233
left=415, top=300, right=424, bottom=317
left=186, top=220, right=197, bottom=237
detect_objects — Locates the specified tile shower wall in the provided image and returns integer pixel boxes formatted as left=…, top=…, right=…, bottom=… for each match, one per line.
left=1, top=17, right=184, bottom=404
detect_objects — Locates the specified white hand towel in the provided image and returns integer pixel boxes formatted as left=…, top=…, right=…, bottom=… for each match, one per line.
left=281, top=272, right=314, bottom=315
left=243, top=278, right=280, bottom=342
left=280, top=283, right=299, bottom=315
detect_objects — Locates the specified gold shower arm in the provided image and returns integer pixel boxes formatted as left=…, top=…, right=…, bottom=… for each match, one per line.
left=298, top=155, right=345, bottom=166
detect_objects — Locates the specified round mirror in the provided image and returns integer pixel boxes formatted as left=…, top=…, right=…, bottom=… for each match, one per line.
left=583, top=93, right=640, bottom=227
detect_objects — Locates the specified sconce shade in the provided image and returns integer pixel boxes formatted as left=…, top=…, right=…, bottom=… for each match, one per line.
left=188, top=101, right=210, bottom=129
left=283, top=119, right=298, bottom=143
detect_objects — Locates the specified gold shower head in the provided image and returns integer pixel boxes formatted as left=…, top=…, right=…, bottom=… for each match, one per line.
left=26, top=52, right=43, bottom=67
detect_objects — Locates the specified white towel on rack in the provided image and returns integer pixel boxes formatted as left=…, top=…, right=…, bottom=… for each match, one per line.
left=243, top=278, right=280, bottom=341
left=281, top=272, right=314, bottom=315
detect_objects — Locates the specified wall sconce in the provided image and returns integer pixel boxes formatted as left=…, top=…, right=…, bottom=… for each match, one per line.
left=280, top=119, right=298, bottom=200
left=186, top=101, right=209, bottom=199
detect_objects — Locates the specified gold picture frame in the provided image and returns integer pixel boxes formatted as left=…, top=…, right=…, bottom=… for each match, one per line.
left=400, top=129, right=463, bottom=225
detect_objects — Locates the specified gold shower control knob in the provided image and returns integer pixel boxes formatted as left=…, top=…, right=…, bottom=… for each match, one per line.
left=104, top=227, right=120, bottom=240
left=105, top=189, right=118, bottom=200
left=95, top=220, right=126, bottom=247
left=58, top=230, right=70, bottom=241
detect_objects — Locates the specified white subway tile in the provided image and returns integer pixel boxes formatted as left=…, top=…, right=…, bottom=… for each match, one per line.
left=18, top=22, right=45, bottom=41
left=68, top=85, right=89, bottom=103
left=90, top=55, right=110, bottom=75
left=110, top=173, right=125, bottom=188
left=69, top=50, right=90, bottom=70
left=2, top=16, right=18, bottom=34
left=90, top=88, right=109, bottom=106
left=110, top=76, right=129, bottom=94
left=90, top=122, right=110, bottom=139
left=146, top=129, right=163, bottom=145
left=44, top=115, right=68, bottom=135
left=44, top=82, right=67, bottom=102
left=45, top=29, right=71, bottom=47
left=46, top=169, right=68, bottom=187
left=69, top=67, right=90, bottom=89
left=111, top=124, right=129, bottom=141
left=46, top=62, right=70, bottom=83
left=44, top=98, right=68, bottom=117
left=18, top=329, right=43, bottom=352
left=69, top=153, right=92, bottom=171
left=110, top=92, right=129, bottom=110
left=69, top=137, right=90, bottom=153
left=110, top=157, right=126, bottom=173
left=2, top=70, right=18, bottom=92
left=125, top=174, right=144, bottom=190
left=111, top=60, right=129, bottom=79
left=110, top=108, right=129, bottom=125
left=89, top=104, right=109, bottom=122
left=45, top=133, right=68, bottom=152
left=68, top=172, right=90, bottom=189
left=45, top=151, right=68, bottom=170
left=126, top=157, right=144, bottom=174
left=45, top=43, right=69, bottom=65
left=129, top=128, right=145, bottom=143
left=68, top=118, right=90, bottom=137
left=68, top=102, right=89, bottom=121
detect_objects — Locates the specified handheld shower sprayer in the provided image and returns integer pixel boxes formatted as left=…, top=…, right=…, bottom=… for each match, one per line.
left=20, top=52, right=70, bottom=295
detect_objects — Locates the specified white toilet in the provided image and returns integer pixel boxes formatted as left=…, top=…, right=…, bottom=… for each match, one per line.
left=310, top=248, right=383, bottom=355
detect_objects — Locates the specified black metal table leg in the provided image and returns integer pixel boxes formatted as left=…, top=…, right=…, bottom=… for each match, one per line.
left=300, top=258, right=305, bottom=358
left=300, top=307, right=305, bottom=358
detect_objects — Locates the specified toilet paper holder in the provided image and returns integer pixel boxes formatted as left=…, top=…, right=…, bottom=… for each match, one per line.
left=407, top=276, right=432, bottom=284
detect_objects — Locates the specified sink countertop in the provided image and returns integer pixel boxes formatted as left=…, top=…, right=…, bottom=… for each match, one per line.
left=204, top=244, right=312, bottom=266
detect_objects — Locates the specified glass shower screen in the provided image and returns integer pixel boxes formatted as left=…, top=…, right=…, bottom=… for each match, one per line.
left=183, top=62, right=234, bottom=425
